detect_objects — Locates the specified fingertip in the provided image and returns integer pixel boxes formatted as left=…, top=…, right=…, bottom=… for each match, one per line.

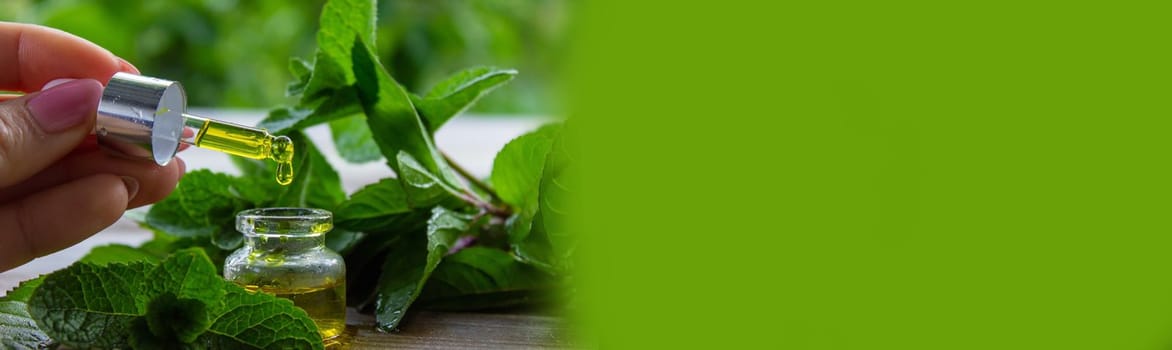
left=125, top=157, right=184, bottom=209
left=120, top=176, right=140, bottom=204
left=175, top=157, right=187, bottom=176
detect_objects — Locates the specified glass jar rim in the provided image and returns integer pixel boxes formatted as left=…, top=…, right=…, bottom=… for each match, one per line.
left=236, top=207, right=333, bottom=236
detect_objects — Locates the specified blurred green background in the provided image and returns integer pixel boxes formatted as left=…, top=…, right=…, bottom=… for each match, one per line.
left=0, top=0, right=567, bottom=114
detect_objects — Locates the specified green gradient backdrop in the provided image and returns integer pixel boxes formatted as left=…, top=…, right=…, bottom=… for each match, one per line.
left=572, top=1, right=1172, bottom=348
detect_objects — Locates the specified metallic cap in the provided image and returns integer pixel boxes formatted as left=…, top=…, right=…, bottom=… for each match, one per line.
left=96, top=73, right=186, bottom=165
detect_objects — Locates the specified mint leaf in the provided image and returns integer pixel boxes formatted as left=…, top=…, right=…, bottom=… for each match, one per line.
left=228, top=158, right=278, bottom=204
left=418, top=247, right=556, bottom=311
left=145, top=170, right=247, bottom=238
left=80, top=244, right=161, bottom=265
left=415, top=67, right=518, bottom=133
left=373, top=206, right=470, bottom=331
left=256, top=107, right=312, bottom=135
left=396, top=151, right=468, bottom=207
left=491, top=123, right=562, bottom=216
left=287, top=57, right=313, bottom=97
left=30, top=262, right=150, bottom=348
left=143, top=170, right=255, bottom=251
left=260, top=89, right=363, bottom=135
left=0, top=277, right=50, bottom=349
left=509, top=126, right=576, bottom=272
left=143, top=249, right=226, bottom=307
left=370, top=229, right=425, bottom=331
left=28, top=249, right=324, bottom=349
left=330, top=114, right=383, bottom=163
left=301, top=0, right=375, bottom=102
left=135, top=293, right=212, bottom=344
left=326, top=228, right=366, bottom=255
left=350, top=40, right=465, bottom=190
left=332, top=153, right=467, bottom=234
left=137, top=233, right=229, bottom=271
left=3, top=277, right=42, bottom=302
left=334, top=178, right=412, bottom=232
left=200, top=287, right=324, bottom=349
left=538, top=124, right=575, bottom=265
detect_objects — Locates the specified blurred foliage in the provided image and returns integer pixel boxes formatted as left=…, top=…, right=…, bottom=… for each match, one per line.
left=0, top=0, right=566, bottom=114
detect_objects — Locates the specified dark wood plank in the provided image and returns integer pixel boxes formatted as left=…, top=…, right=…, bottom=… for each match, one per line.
left=337, top=309, right=573, bottom=349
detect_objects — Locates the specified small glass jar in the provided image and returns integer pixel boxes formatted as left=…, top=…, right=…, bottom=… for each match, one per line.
left=224, top=207, right=347, bottom=340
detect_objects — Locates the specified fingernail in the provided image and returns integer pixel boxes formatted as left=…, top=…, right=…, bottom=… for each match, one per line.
left=27, top=79, right=103, bottom=133
left=121, top=176, right=140, bottom=201
left=41, top=78, right=75, bottom=91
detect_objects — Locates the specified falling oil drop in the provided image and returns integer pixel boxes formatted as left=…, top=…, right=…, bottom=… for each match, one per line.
left=276, top=162, right=293, bottom=185
left=270, top=136, right=294, bottom=186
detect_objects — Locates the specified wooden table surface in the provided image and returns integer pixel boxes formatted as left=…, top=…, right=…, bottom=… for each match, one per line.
left=0, top=111, right=572, bottom=349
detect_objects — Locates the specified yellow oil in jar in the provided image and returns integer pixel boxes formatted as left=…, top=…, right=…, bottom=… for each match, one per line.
left=191, top=118, right=295, bottom=185
left=246, top=281, right=347, bottom=340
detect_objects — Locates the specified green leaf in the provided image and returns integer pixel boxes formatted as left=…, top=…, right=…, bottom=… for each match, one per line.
left=229, top=158, right=277, bottom=204
left=3, top=277, right=42, bottom=302
left=332, top=154, right=467, bottom=233
left=508, top=125, right=576, bottom=272
left=345, top=232, right=406, bottom=311
left=142, top=249, right=226, bottom=307
left=510, top=210, right=556, bottom=272
left=144, top=170, right=246, bottom=237
left=286, top=57, right=313, bottom=97
left=350, top=39, right=464, bottom=189
left=0, top=278, right=50, bottom=349
left=199, top=287, right=324, bottom=349
left=134, top=293, right=212, bottom=344
left=326, top=228, right=366, bottom=255
left=491, top=123, right=562, bottom=216
left=538, top=125, right=576, bottom=264
left=301, top=0, right=376, bottom=101
left=139, top=233, right=232, bottom=272
left=396, top=151, right=469, bottom=207
left=418, top=247, right=556, bottom=311
left=28, top=249, right=324, bottom=348
left=80, top=244, right=161, bottom=265
left=212, top=224, right=246, bottom=251
left=260, top=89, right=363, bottom=134
left=369, top=231, right=425, bottom=331
left=29, top=262, right=150, bottom=348
left=137, top=232, right=180, bottom=258
left=373, top=206, right=470, bottom=331
left=256, top=107, right=312, bottom=135
left=415, top=67, right=518, bottom=133
left=330, top=114, right=383, bottom=163
left=334, top=178, right=412, bottom=232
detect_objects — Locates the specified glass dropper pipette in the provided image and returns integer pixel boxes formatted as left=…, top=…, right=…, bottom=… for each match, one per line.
left=95, top=72, right=294, bottom=185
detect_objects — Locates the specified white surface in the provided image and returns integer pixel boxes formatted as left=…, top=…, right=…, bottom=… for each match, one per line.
left=0, top=111, right=544, bottom=294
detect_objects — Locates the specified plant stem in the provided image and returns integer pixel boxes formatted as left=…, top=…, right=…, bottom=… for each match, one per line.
left=456, top=192, right=512, bottom=218
left=443, top=151, right=502, bottom=202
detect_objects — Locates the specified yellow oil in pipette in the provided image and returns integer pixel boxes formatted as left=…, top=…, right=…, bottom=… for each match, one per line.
left=187, top=116, right=294, bottom=185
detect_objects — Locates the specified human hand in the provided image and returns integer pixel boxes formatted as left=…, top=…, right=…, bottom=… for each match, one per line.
left=0, top=22, right=185, bottom=270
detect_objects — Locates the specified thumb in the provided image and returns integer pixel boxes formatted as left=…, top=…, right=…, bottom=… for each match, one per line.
left=0, top=79, right=102, bottom=187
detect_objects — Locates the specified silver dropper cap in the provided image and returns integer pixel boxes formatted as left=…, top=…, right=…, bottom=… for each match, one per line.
left=96, top=72, right=186, bottom=165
